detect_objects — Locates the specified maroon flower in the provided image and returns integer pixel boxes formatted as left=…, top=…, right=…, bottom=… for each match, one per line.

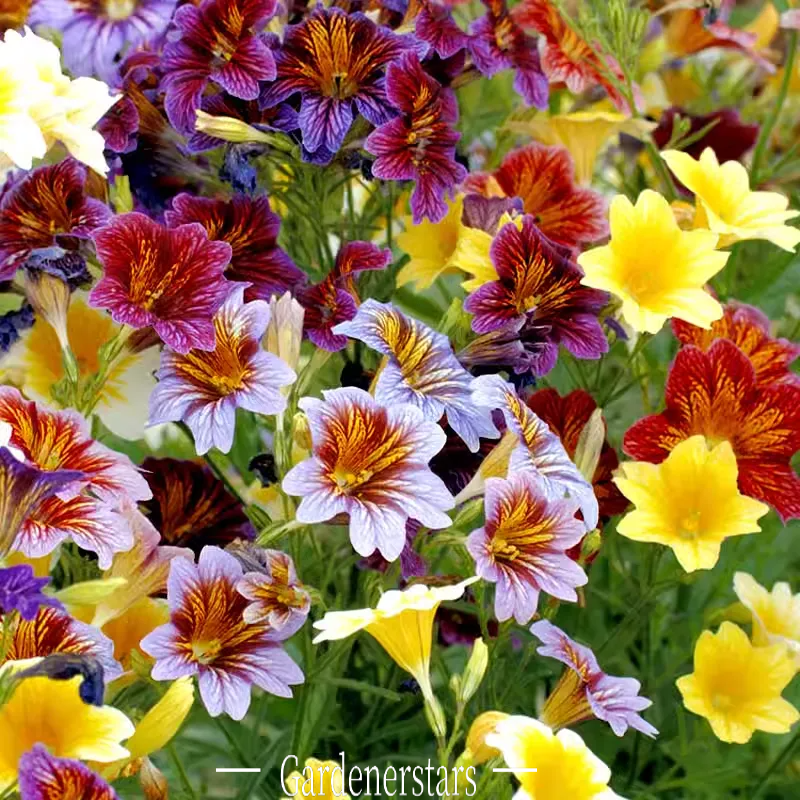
left=415, top=0, right=471, bottom=59
left=97, top=96, right=140, bottom=155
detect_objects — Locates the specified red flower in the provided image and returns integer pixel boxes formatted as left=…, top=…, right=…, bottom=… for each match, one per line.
left=165, top=194, right=305, bottom=302
left=90, top=212, right=234, bottom=354
left=624, top=340, right=800, bottom=522
left=463, top=144, right=607, bottom=249
left=672, top=303, right=799, bottom=388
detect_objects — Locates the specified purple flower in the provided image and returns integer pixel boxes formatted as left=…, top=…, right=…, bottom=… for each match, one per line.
left=531, top=619, right=659, bottom=737
left=467, top=472, right=586, bottom=624
left=0, top=564, right=62, bottom=621
left=97, top=96, right=139, bottom=154
left=30, top=0, right=177, bottom=83
left=359, top=519, right=427, bottom=580
left=415, top=0, right=471, bottom=59
left=333, top=299, right=498, bottom=452
left=18, top=745, right=119, bottom=800
left=141, top=545, right=304, bottom=720
left=282, top=388, right=454, bottom=561
left=149, top=286, right=296, bottom=454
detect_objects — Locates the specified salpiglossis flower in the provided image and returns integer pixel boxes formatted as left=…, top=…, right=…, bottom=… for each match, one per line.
left=260, top=7, right=408, bottom=162
left=676, top=622, right=799, bottom=744
left=662, top=147, right=800, bottom=252
left=578, top=189, right=728, bottom=334
left=283, top=387, right=454, bottom=561
left=0, top=563, right=60, bottom=621
left=18, top=744, right=119, bottom=800
left=464, top=144, right=607, bottom=249
left=165, top=193, right=304, bottom=302
left=467, top=472, right=587, bottom=624
left=623, top=339, right=800, bottom=522
left=141, top=545, right=304, bottom=720
left=90, top=211, right=234, bottom=354
left=334, top=298, right=498, bottom=451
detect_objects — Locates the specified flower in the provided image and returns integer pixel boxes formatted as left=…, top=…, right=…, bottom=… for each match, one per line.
left=149, top=286, right=296, bottom=454
left=671, top=301, right=800, bottom=388
left=733, top=572, right=800, bottom=666
left=312, top=578, right=477, bottom=703
left=662, top=148, right=800, bottom=252
left=614, top=436, right=769, bottom=572
left=463, top=711, right=508, bottom=765
left=414, top=0, right=470, bottom=60
left=333, top=299, right=498, bottom=451
left=5, top=292, right=160, bottom=440
left=161, top=0, right=278, bottom=134
left=531, top=619, right=657, bottom=737
left=100, top=598, right=170, bottom=672
left=0, top=665, right=135, bottom=793
left=233, top=546, right=310, bottom=637
left=90, top=212, right=234, bottom=354
left=469, top=0, right=548, bottom=109
left=0, top=158, right=111, bottom=281
left=676, top=621, right=799, bottom=744
left=260, top=7, right=408, bottom=162
left=164, top=193, right=304, bottom=303
left=264, top=291, right=305, bottom=376
left=463, top=215, right=609, bottom=373
left=467, top=473, right=587, bottom=624
left=464, top=144, right=607, bottom=249
left=0, top=564, right=61, bottom=621
left=283, top=387, right=454, bottom=561
left=140, top=457, right=256, bottom=555
left=577, top=190, right=728, bottom=334
left=18, top=744, right=119, bottom=800
left=623, top=339, right=800, bottom=522
left=29, top=0, right=176, bottom=83
left=282, top=758, right=350, bottom=800
left=96, top=95, right=138, bottom=154
left=470, top=374, right=599, bottom=530
left=366, top=52, right=467, bottom=223
left=141, top=545, right=303, bottom=720
left=485, top=715, right=623, bottom=800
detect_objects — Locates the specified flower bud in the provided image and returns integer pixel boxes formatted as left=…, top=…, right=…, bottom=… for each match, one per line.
left=195, top=110, right=275, bottom=145
left=458, top=638, right=489, bottom=706
left=424, top=692, right=448, bottom=741
left=574, top=407, right=605, bottom=483
left=264, top=291, right=304, bottom=378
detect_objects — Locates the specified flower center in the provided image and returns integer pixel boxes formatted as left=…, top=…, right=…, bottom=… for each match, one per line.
left=104, top=0, right=137, bottom=20
left=679, top=509, right=703, bottom=539
left=489, top=537, right=520, bottom=561
left=711, top=692, right=733, bottom=711
left=331, top=465, right=373, bottom=493
left=192, top=639, right=222, bottom=665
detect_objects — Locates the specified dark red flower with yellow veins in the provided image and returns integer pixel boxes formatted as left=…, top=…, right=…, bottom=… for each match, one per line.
left=162, top=0, right=279, bottom=135
left=3, top=606, right=122, bottom=681
left=18, top=745, right=119, bottom=800
left=463, top=144, right=607, bottom=249
left=141, top=457, right=255, bottom=556
left=671, top=303, right=800, bottom=389
left=624, top=340, right=800, bottom=522
left=89, top=212, right=234, bottom=354
left=260, top=7, right=409, bottom=163
left=0, top=159, right=111, bottom=281
left=526, top=388, right=628, bottom=520
left=165, top=193, right=305, bottom=302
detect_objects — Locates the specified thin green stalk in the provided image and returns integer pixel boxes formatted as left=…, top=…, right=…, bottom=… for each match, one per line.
left=167, top=742, right=198, bottom=799
left=751, top=727, right=800, bottom=798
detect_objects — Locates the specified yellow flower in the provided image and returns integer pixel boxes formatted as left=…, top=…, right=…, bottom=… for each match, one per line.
left=733, top=572, right=800, bottom=667
left=396, top=195, right=496, bottom=291
left=676, top=622, right=799, bottom=744
left=282, top=758, right=350, bottom=800
left=463, top=710, right=509, bottom=766
left=613, top=436, right=769, bottom=572
left=662, top=148, right=800, bottom=252
left=313, top=578, right=477, bottom=703
left=0, top=665, right=135, bottom=792
left=505, top=111, right=654, bottom=184
left=101, top=598, right=171, bottom=672
left=264, top=291, right=305, bottom=377
left=485, top=716, right=623, bottom=800
left=578, top=189, right=728, bottom=334
left=5, top=294, right=159, bottom=439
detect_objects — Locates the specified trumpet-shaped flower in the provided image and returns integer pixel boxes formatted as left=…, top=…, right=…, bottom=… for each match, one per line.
left=662, top=148, right=800, bottom=252
left=0, top=564, right=60, bottom=621
left=90, top=212, right=234, bottom=354
left=141, top=546, right=304, bottom=720
left=0, top=666, right=135, bottom=792
left=333, top=299, right=498, bottom=451
left=313, top=578, right=477, bottom=703
left=623, top=339, right=800, bottom=521
left=282, top=758, right=351, bottom=800
left=676, top=622, right=799, bottom=743
left=18, top=744, right=119, bottom=800
left=283, top=387, right=454, bottom=561
left=614, top=436, right=769, bottom=572
left=578, top=190, right=728, bottom=334
left=464, top=711, right=509, bottom=765
left=733, top=572, right=800, bottom=666
left=531, top=620, right=657, bottom=737
left=149, top=286, right=296, bottom=454
left=467, top=473, right=587, bottom=624
left=485, top=715, right=623, bottom=800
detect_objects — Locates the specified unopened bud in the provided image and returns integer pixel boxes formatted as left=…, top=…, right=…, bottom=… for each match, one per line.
left=195, top=110, right=275, bottom=145
left=292, top=412, right=312, bottom=452
left=459, top=639, right=489, bottom=705
left=424, top=692, right=448, bottom=741
left=574, top=408, right=605, bottom=482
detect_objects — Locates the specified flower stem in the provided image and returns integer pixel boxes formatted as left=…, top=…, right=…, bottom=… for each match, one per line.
left=167, top=742, right=197, bottom=800
left=751, top=727, right=800, bottom=798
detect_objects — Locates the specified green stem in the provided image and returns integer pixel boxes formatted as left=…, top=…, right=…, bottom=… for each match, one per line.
left=167, top=742, right=198, bottom=800
left=751, top=727, right=800, bottom=798
left=644, top=139, right=677, bottom=202
left=751, top=31, right=798, bottom=184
